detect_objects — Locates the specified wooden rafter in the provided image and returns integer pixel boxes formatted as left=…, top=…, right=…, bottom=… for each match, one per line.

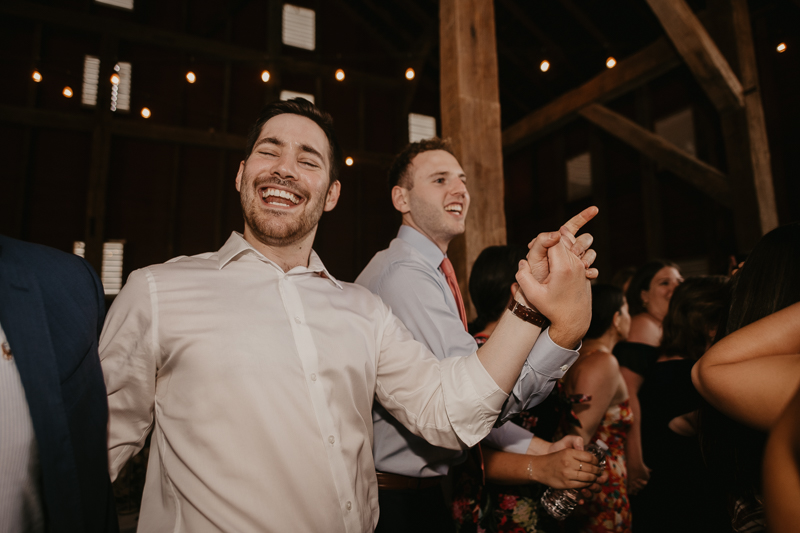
left=580, top=104, right=732, bottom=207
left=502, top=37, right=681, bottom=152
left=645, top=0, right=744, bottom=112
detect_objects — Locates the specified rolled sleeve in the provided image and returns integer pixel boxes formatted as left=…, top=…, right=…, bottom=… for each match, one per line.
left=498, top=328, right=580, bottom=424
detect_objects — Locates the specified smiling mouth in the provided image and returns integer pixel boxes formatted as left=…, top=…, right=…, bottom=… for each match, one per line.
left=260, top=187, right=302, bottom=207
left=445, top=203, right=463, bottom=215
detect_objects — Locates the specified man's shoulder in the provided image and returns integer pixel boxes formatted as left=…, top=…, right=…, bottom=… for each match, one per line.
left=357, top=238, right=434, bottom=289
left=0, top=235, right=96, bottom=285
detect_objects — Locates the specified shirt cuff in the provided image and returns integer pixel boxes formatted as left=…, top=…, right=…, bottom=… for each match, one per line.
left=483, top=422, right=534, bottom=454
left=441, top=352, right=508, bottom=448
left=524, top=327, right=580, bottom=379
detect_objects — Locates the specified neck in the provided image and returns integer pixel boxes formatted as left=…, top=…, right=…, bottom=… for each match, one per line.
left=242, top=226, right=316, bottom=272
left=401, top=219, right=451, bottom=254
left=644, top=310, right=663, bottom=325
left=580, top=331, right=619, bottom=356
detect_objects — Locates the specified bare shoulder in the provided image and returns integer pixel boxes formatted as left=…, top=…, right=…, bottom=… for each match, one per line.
left=627, top=314, right=660, bottom=345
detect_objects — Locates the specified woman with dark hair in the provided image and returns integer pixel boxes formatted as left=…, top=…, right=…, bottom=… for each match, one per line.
left=693, top=222, right=800, bottom=532
left=635, top=276, right=731, bottom=532
left=452, top=245, right=603, bottom=533
left=560, top=284, right=632, bottom=532
left=614, top=260, right=683, bottom=494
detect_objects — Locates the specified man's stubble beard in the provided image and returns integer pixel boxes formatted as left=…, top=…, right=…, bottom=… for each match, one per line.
left=240, top=168, right=329, bottom=247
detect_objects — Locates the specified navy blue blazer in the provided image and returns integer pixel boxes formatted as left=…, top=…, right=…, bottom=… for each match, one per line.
left=0, top=235, right=118, bottom=533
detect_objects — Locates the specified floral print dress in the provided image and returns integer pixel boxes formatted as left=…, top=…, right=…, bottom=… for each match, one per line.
left=559, top=397, right=634, bottom=533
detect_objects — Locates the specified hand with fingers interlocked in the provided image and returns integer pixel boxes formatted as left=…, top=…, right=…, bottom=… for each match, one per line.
left=514, top=207, right=598, bottom=348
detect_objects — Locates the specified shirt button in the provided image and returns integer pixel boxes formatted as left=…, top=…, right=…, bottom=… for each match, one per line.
left=310, top=373, right=317, bottom=381
left=346, top=501, right=352, bottom=511
left=328, top=435, right=335, bottom=445
left=295, top=316, right=302, bottom=324
left=560, top=364, right=570, bottom=372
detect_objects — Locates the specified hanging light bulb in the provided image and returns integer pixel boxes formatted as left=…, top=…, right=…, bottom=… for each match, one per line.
left=345, top=157, right=354, bottom=166
left=540, top=60, right=550, bottom=72
left=261, top=70, right=271, bottom=82
left=606, top=57, right=617, bottom=69
left=141, top=107, right=151, bottom=118
left=335, top=69, right=345, bottom=81
left=405, top=68, right=415, bottom=80
left=110, top=73, right=120, bottom=85
left=32, top=70, right=42, bottom=82
left=186, top=71, right=196, bottom=83
left=62, top=86, right=73, bottom=98
left=777, top=42, right=787, bottom=53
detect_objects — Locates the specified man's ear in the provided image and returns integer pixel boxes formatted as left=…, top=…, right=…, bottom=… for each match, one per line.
left=235, top=161, right=245, bottom=192
left=391, top=185, right=410, bottom=214
left=323, top=180, right=341, bottom=212
left=613, top=310, right=621, bottom=330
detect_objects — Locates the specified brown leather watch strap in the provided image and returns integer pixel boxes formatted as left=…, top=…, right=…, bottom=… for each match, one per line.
left=507, top=299, right=550, bottom=329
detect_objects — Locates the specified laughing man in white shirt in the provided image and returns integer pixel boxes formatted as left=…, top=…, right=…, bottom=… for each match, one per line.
left=99, top=98, right=593, bottom=533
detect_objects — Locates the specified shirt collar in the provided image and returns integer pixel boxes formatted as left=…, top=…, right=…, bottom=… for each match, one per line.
left=217, top=232, right=342, bottom=290
left=397, top=225, right=446, bottom=270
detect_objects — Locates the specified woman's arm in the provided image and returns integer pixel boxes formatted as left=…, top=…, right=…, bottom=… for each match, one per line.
left=763, top=381, right=800, bottom=532
left=692, top=301, right=800, bottom=431
left=620, top=367, right=649, bottom=495
left=482, top=446, right=600, bottom=489
left=567, top=355, right=620, bottom=444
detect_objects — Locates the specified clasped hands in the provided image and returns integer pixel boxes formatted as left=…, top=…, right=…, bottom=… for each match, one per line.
left=514, top=206, right=599, bottom=348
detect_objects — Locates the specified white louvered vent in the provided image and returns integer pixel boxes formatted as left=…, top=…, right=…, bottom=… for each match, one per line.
left=73, top=241, right=86, bottom=258
left=566, top=152, right=592, bottom=202
left=280, top=90, right=315, bottom=104
left=81, top=56, right=100, bottom=107
left=655, top=108, right=695, bottom=156
left=408, top=113, right=436, bottom=143
left=282, top=4, right=315, bottom=50
left=101, top=241, right=125, bottom=295
left=95, top=0, right=134, bottom=9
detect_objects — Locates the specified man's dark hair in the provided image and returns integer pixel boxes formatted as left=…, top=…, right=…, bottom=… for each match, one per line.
left=584, top=284, right=625, bottom=339
left=387, top=137, right=455, bottom=190
left=660, top=276, right=730, bottom=361
left=625, top=259, right=680, bottom=316
left=244, top=98, right=343, bottom=183
left=468, top=244, right=529, bottom=335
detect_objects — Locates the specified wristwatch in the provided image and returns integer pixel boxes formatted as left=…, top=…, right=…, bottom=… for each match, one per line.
left=507, top=299, right=550, bottom=329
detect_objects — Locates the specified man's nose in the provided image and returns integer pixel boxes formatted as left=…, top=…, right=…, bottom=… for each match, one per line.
left=272, top=154, right=299, bottom=180
left=451, top=179, right=468, bottom=196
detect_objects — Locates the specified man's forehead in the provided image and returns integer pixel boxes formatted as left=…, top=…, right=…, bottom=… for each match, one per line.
left=257, top=114, right=328, bottom=153
left=411, top=150, right=465, bottom=178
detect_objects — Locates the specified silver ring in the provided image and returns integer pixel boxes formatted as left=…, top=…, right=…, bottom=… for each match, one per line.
left=579, top=463, right=583, bottom=471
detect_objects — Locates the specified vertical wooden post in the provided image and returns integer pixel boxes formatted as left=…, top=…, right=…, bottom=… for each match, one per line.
left=439, top=0, right=507, bottom=316
left=83, top=33, right=117, bottom=274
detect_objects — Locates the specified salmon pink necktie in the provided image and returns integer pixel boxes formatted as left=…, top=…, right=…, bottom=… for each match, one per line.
left=440, top=257, right=468, bottom=330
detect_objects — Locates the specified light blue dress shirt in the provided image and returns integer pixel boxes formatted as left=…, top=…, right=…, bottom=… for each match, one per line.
left=356, top=226, right=579, bottom=477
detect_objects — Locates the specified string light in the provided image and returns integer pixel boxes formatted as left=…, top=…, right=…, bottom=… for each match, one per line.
left=186, top=71, right=196, bottom=83
left=335, top=69, right=345, bottom=81
left=110, top=73, right=120, bottom=85
left=606, top=57, right=617, bottom=69
left=540, top=60, right=550, bottom=72
left=345, top=157, right=354, bottom=166
left=405, top=68, right=415, bottom=80
left=777, top=43, right=787, bottom=53
left=261, top=70, right=271, bottom=82
left=62, top=86, right=73, bottom=98
left=141, top=107, right=151, bottom=118
left=32, top=71, right=42, bottom=82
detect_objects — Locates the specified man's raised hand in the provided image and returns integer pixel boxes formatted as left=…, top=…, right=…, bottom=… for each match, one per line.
left=526, top=207, right=599, bottom=283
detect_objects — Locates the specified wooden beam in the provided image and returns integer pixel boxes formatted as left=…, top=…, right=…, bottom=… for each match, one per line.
left=2, top=0, right=400, bottom=89
left=502, top=37, right=681, bottom=152
left=440, top=0, right=507, bottom=317
left=579, top=104, right=732, bottom=207
left=645, top=0, right=744, bottom=112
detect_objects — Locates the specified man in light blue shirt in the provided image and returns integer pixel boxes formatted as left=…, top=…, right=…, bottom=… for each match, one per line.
left=356, top=138, right=600, bottom=532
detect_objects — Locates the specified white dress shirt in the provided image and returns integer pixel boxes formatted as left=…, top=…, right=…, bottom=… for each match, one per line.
left=100, top=232, right=509, bottom=533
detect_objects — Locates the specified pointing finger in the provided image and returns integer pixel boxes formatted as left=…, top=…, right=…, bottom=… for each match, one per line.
left=561, top=206, right=599, bottom=239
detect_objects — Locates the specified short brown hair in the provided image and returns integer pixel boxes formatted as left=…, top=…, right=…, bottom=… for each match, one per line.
left=245, top=98, right=343, bottom=183
left=387, top=137, right=455, bottom=190
left=660, top=276, right=730, bottom=360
